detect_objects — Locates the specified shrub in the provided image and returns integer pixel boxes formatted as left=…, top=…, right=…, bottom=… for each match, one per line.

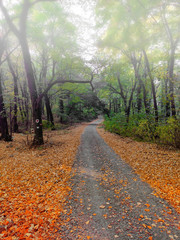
left=156, top=117, right=180, bottom=148
left=42, top=120, right=54, bottom=130
left=135, top=119, right=156, bottom=141
left=103, top=113, right=180, bottom=148
left=103, top=113, right=128, bottom=136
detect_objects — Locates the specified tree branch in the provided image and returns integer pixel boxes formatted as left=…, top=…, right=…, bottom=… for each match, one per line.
left=161, top=5, right=174, bottom=47
left=0, top=1, right=20, bottom=37
left=36, top=79, right=91, bottom=106
left=0, top=45, right=20, bottom=66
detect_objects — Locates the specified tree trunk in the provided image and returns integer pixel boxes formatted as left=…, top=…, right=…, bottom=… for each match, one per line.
left=0, top=0, right=43, bottom=144
left=0, top=74, right=12, bottom=141
left=7, top=56, right=19, bottom=132
left=59, top=99, right=64, bottom=123
left=168, top=46, right=176, bottom=117
left=165, top=78, right=170, bottom=118
left=20, top=32, right=43, bottom=145
left=136, top=84, right=142, bottom=113
left=45, top=94, right=54, bottom=127
left=161, top=6, right=177, bottom=117
left=143, top=50, right=158, bottom=122
left=126, top=81, right=137, bottom=123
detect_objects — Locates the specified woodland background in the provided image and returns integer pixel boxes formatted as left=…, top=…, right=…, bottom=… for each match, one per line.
left=0, top=0, right=179, bottom=146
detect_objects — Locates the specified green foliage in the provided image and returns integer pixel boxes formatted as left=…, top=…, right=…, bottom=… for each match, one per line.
left=42, top=120, right=54, bottom=130
left=156, top=117, right=180, bottom=148
left=104, top=114, right=180, bottom=148
left=103, top=113, right=128, bottom=136
left=135, top=119, right=156, bottom=141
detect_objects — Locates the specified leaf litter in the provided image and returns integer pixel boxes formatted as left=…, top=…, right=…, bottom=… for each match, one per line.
left=97, top=126, right=180, bottom=213
left=0, top=124, right=87, bottom=239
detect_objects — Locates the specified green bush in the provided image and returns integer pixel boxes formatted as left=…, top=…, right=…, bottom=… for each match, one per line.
left=135, top=119, right=156, bottom=141
left=103, top=113, right=180, bottom=148
left=103, top=113, right=128, bottom=136
left=42, top=120, right=54, bottom=129
left=156, top=117, right=180, bottom=148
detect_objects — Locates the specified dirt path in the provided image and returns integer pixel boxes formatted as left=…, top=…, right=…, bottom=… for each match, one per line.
left=60, top=119, right=179, bottom=240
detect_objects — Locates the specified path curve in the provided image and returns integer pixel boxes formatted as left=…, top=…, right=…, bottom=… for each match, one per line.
left=60, top=119, right=179, bottom=240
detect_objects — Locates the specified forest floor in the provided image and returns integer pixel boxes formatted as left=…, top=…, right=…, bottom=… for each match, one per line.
left=0, top=120, right=179, bottom=239
left=0, top=123, right=87, bottom=239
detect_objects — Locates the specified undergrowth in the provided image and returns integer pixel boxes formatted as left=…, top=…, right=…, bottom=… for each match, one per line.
left=103, top=113, right=180, bottom=148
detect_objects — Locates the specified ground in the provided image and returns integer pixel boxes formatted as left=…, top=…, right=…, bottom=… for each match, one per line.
left=0, top=124, right=87, bottom=239
left=0, top=120, right=179, bottom=239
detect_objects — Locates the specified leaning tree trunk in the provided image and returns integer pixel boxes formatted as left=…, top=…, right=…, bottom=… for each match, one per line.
left=0, top=74, right=12, bottom=141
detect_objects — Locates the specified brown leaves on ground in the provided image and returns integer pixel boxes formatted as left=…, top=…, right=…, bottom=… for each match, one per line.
left=97, top=127, right=180, bottom=213
left=0, top=124, right=87, bottom=239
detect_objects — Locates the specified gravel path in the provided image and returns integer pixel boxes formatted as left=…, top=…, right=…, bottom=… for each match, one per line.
left=60, top=119, right=179, bottom=240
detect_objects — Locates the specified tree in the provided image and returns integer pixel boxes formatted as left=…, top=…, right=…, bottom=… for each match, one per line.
left=0, top=0, right=91, bottom=145
left=0, top=30, right=12, bottom=141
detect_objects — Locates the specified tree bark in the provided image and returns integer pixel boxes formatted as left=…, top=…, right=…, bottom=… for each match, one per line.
left=116, top=73, right=136, bottom=123
left=161, top=6, right=178, bottom=117
left=143, top=50, right=158, bottom=122
left=126, top=80, right=137, bottom=123
left=0, top=0, right=43, bottom=145
left=0, top=74, right=12, bottom=141
left=165, top=78, right=170, bottom=118
left=45, top=94, right=54, bottom=127
left=168, top=46, right=176, bottom=117
left=59, top=99, right=64, bottom=123
left=20, top=34, right=43, bottom=144
left=7, top=56, right=19, bottom=132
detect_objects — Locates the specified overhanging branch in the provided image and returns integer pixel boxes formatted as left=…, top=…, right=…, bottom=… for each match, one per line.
left=36, top=79, right=91, bottom=106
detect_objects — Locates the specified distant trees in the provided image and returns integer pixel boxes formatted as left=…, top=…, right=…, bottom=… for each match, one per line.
left=95, top=0, right=180, bottom=147
left=96, top=0, right=179, bottom=121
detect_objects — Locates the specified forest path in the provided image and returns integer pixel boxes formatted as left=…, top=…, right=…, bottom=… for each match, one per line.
left=60, top=119, right=179, bottom=240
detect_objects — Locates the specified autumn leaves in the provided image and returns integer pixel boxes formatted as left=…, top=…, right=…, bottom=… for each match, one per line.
left=0, top=125, right=86, bottom=239
left=97, top=127, right=180, bottom=214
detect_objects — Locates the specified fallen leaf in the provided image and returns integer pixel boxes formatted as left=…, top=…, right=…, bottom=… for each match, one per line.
left=145, top=209, right=150, bottom=212
left=99, top=205, right=105, bottom=209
